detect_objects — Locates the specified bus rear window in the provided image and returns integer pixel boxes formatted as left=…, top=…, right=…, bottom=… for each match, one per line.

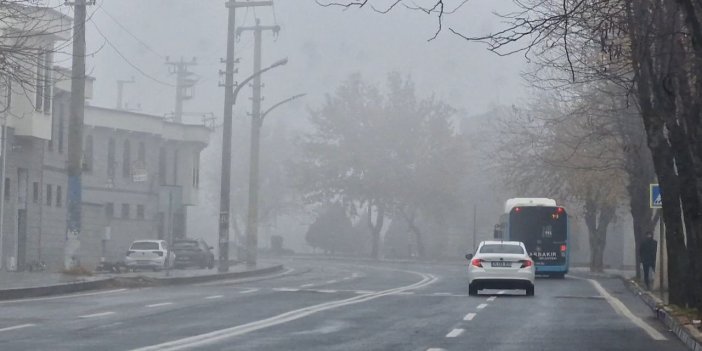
left=480, top=244, right=524, bottom=254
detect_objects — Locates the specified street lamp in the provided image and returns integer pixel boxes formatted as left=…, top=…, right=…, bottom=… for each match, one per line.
left=218, top=57, right=287, bottom=272
left=245, top=92, right=305, bottom=267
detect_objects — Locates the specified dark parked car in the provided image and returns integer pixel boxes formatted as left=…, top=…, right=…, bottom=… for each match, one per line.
left=173, top=238, right=215, bottom=269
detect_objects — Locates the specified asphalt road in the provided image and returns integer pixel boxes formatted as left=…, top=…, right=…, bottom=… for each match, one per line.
left=0, top=258, right=688, bottom=351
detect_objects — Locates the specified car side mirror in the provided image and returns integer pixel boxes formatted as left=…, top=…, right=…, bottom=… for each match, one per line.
left=465, top=253, right=473, bottom=260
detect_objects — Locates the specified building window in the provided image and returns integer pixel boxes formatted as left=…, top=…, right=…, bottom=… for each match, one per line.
left=42, top=51, right=52, bottom=115
left=121, top=204, right=129, bottom=219
left=35, top=50, right=43, bottom=112
left=123, top=139, right=131, bottom=178
left=45, top=184, right=52, bottom=206
left=107, top=138, right=116, bottom=179
left=105, top=203, right=114, bottom=218
left=83, top=135, right=93, bottom=172
left=159, top=147, right=167, bottom=185
left=138, top=142, right=146, bottom=163
left=137, top=204, right=145, bottom=220
left=33, top=182, right=39, bottom=203
left=173, top=149, right=179, bottom=184
left=3, top=177, right=9, bottom=201
left=192, top=151, right=200, bottom=188
left=56, top=186, right=62, bottom=207
left=58, top=107, right=64, bottom=154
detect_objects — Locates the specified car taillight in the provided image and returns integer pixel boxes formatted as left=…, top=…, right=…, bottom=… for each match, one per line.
left=471, top=258, right=483, bottom=268
left=521, top=260, right=533, bottom=268
left=153, top=251, right=164, bottom=257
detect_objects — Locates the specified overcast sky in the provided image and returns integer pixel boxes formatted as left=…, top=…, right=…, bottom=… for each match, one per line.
left=73, top=0, right=527, bottom=125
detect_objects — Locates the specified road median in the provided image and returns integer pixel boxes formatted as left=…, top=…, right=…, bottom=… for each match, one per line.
left=0, top=264, right=284, bottom=301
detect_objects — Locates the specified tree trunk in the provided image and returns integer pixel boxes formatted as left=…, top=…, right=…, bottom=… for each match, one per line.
left=626, top=0, right=691, bottom=306
left=367, top=201, right=384, bottom=260
left=401, top=208, right=425, bottom=259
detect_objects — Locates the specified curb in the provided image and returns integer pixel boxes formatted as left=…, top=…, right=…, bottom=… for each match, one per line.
left=0, top=278, right=116, bottom=300
left=619, top=276, right=702, bottom=350
left=0, top=264, right=284, bottom=301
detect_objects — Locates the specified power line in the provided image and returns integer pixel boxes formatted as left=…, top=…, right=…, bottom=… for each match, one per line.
left=98, top=6, right=165, bottom=59
left=90, top=20, right=174, bottom=87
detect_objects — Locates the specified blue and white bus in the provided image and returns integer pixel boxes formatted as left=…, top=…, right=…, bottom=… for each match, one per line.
left=495, top=198, right=569, bottom=278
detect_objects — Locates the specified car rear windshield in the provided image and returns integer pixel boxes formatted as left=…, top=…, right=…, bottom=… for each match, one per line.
left=130, top=242, right=159, bottom=250
left=480, top=244, right=524, bottom=254
left=174, top=241, right=198, bottom=249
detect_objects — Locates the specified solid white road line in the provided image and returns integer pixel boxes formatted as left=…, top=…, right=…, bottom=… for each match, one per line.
left=0, top=288, right=128, bottom=305
left=584, top=278, right=667, bottom=341
left=79, top=311, right=115, bottom=318
left=487, top=296, right=496, bottom=301
left=205, top=295, right=223, bottom=300
left=0, top=324, right=35, bottom=332
left=463, top=313, right=476, bottom=321
left=354, top=290, right=374, bottom=294
left=477, top=303, right=488, bottom=309
left=497, top=290, right=506, bottom=294
left=300, top=283, right=315, bottom=288
left=239, top=288, right=259, bottom=294
left=130, top=271, right=438, bottom=351
left=273, top=288, right=299, bottom=292
left=147, top=302, right=174, bottom=308
left=446, top=328, right=465, bottom=338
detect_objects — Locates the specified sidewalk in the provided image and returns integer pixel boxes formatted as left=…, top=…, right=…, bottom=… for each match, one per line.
left=0, top=260, right=284, bottom=300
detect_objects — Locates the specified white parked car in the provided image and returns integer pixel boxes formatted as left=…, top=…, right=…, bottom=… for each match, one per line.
left=466, top=240, right=535, bottom=296
left=125, top=240, right=175, bottom=271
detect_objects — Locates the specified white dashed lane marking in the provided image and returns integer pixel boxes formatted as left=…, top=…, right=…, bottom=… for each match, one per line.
left=273, top=288, right=299, bottom=292
left=487, top=296, right=496, bottom=301
left=463, top=313, right=476, bottom=321
left=326, top=280, right=338, bottom=284
left=0, top=324, right=36, bottom=332
left=446, top=328, right=465, bottom=338
left=205, top=295, right=223, bottom=299
left=315, top=289, right=337, bottom=293
left=239, top=288, right=259, bottom=294
left=477, top=303, right=488, bottom=309
left=80, top=311, right=116, bottom=318
left=426, top=348, right=446, bottom=351
left=300, top=283, right=315, bottom=288
left=147, top=302, right=174, bottom=308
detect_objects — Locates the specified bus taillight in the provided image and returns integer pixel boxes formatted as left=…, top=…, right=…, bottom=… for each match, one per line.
left=560, top=244, right=567, bottom=252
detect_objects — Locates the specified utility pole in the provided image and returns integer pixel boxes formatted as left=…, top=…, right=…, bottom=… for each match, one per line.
left=165, top=57, right=197, bottom=123
left=116, top=77, right=135, bottom=110
left=65, top=0, right=92, bottom=270
left=218, top=1, right=272, bottom=273
left=0, top=76, right=11, bottom=270
left=238, top=19, right=280, bottom=267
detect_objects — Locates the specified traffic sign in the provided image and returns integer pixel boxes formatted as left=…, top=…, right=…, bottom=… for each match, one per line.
left=650, top=184, right=662, bottom=208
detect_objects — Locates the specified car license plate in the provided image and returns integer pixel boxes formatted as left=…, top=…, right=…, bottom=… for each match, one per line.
left=491, top=261, right=511, bottom=268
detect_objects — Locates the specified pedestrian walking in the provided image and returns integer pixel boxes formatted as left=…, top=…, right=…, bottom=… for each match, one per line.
left=639, top=232, right=658, bottom=289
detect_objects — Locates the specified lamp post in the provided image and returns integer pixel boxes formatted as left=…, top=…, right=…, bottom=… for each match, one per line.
left=245, top=93, right=305, bottom=267
left=218, top=58, right=287, bottom=272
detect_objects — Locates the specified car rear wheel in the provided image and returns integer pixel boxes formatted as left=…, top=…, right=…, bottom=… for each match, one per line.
left=526, top=285, right=535, bottom=296
left=468, top=284, right=479, bottom=296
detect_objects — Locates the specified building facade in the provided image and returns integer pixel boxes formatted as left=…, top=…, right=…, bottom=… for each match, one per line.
left=0, top=6, right=210, bottom=271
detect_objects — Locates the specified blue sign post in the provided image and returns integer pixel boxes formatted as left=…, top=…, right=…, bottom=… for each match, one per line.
left=650, top=184, right=662, bottom=208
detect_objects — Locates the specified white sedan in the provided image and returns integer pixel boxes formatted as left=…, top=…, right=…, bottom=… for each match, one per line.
left=466, top=240, right=535, bottom=296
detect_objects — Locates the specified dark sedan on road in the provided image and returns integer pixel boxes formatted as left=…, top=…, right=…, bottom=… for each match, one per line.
left=173, top=238, right=215, bottom=269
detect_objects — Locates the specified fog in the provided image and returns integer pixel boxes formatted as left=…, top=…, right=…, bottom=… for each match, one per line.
left=77, top=1, right=528, bottom=255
